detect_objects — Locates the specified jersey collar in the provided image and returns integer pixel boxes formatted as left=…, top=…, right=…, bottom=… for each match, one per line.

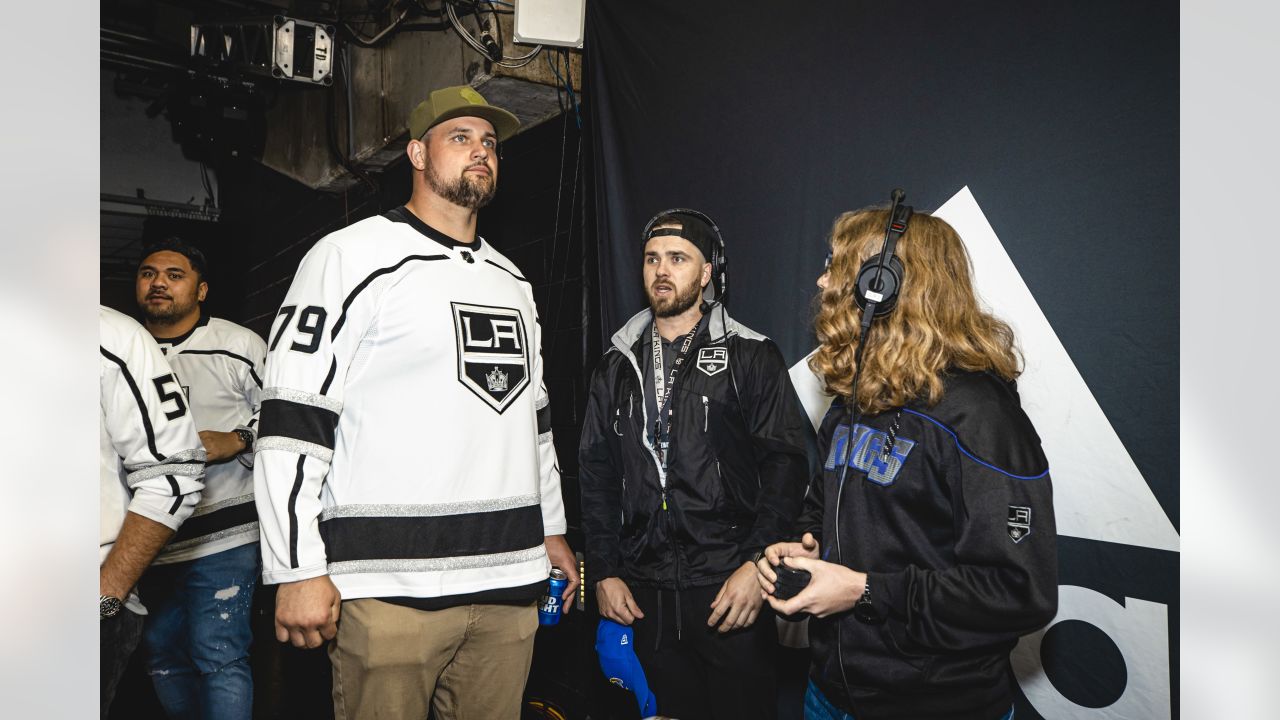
left=151, top=310, right=209, bottom=349
left=384, top=206, right=486, bottom=252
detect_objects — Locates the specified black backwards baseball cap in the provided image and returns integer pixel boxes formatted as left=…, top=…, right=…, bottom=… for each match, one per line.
left=409, top=85, right=520, bottom=142
left=140, top=236, right=209, bottom=279
left=642, top=209, right=718, bottom=264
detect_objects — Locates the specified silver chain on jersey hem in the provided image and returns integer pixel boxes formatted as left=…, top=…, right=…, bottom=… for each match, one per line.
left=161, top=522, right=260, bottom=554
left=327, top=546, right=547, bottom=575
left=320, top=493, right=541, bottom=521
left=191, top=493, right=255, bottom=517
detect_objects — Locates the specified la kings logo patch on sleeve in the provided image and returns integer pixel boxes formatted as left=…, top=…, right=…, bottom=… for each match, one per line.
left=452, top=302, right=530, bottom=414
left=1008, top=505, right=1032, bottom=543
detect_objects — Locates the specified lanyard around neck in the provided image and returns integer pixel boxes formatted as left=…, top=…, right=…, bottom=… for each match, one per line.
left=650, top=318, right=702, bottom=455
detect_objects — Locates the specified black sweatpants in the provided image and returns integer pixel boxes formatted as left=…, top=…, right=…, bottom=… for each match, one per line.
left=629, top=583, right=778, bottom=720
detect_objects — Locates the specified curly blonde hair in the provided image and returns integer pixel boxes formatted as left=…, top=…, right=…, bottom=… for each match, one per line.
left=809, top=208, right=1022, bottom=414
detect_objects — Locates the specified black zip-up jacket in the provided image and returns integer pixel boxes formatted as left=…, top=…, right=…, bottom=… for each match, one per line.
left=803, top=371, right=1058, bottom=720
left=579, top=306, right=812, bottom=589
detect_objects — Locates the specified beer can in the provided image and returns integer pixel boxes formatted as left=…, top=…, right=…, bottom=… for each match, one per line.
left=538, top=568, right=569, bottom=626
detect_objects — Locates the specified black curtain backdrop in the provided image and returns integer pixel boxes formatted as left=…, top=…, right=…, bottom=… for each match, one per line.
left=586, top=1, right=1177, bottom=717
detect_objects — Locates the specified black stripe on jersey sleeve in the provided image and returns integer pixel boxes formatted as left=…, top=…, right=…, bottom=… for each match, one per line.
left=177, top=349, right=264, bottom=387
left=259, top=398, right=339, bottom=449
left=483, top=258, right=530, bottom=284
left=319, top=358, right=338, bottom=396
left=288, top=455, right=306, bottom=568
left=170, top=500, right=258, bottom=545
left=329, top=254, right=448, bottom=340
left=537, top=402, right=552, bottom=435
left=319, top=505, right=545, bottom=563
left=100, top=346, right=165, bottom=461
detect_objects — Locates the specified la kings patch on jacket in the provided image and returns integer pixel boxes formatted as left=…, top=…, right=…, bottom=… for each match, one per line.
left=696, top=346, right=729, bottom=376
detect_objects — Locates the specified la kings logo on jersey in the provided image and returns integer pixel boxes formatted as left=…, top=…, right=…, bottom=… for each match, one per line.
left=452, top=302, right=530, bottom=413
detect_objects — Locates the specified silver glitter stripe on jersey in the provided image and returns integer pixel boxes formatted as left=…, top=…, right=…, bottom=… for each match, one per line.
left=328, top=546, right=546, bottom=575
left=254, top=435, right=334, bottom=463
left=320, top=494, right=540, bottom=521
left=162, top=522, right=260, bottom=554
left=538, top=430, right=554, bottom=445
left=192, top=493, right=255, bottom=517
left=536, top=393, right=549, bottom=411
left=166, top=447, right=209, bottom=464
left=262, top=386, right=343, bottom=414
left=127, top=462, right=206, bottom=486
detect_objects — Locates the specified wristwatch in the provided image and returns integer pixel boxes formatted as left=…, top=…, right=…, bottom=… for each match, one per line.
left=100, top=594, right=122, bottom=620
left=234, top=428, right=255, bottom=454
left=852, top=579, right=885, bottom=625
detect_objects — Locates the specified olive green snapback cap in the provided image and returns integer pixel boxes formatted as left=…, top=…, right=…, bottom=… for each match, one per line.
left=409, top=85, right=520, bottom=142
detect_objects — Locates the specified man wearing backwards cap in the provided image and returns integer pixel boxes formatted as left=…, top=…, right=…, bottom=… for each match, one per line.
left=579, top=210, right=812, bottom=719
left=255, top=85, right=578, bottom=719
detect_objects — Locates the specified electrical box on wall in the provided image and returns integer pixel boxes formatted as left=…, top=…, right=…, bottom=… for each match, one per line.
left=513, top=0, right=585, bottom=49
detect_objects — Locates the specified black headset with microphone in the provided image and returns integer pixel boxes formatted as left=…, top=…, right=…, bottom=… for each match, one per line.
left=831, top=189, right=913, bottom=709
left=836, top=187, right=914, bottom=564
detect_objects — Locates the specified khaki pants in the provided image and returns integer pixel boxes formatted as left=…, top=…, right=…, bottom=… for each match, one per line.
left=329, top=598, right=538, bottom=720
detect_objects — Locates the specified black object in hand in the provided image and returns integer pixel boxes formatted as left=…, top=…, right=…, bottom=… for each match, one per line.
left=771, top=563, right=812, bottom=600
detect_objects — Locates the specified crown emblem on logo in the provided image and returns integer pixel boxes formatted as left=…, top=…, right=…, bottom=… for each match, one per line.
left=485, top=366, right=509, bottom=392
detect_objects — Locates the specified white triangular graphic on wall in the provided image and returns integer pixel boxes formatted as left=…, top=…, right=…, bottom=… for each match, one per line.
left=788, top=186, right=1179, bottom=552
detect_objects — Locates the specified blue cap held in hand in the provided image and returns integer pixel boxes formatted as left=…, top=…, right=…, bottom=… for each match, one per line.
left=596, top=619, right=658, bottom=717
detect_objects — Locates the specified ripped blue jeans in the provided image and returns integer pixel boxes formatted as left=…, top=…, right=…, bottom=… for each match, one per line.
left=139, top=542, right=259, bottom=720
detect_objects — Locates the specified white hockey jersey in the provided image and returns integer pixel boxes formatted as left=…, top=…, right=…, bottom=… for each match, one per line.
left=255, top=207, right=566, bottom=601
left=100, top=305, right=205, bottom=610
left=151, top=315, right=265, bottom=564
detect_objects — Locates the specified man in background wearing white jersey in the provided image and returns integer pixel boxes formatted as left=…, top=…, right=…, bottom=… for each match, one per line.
left=100, top=304, right=205, bottom=718
left=255, top=86, right=579, bottom=720
left=134, top=237, right=266, bottom=720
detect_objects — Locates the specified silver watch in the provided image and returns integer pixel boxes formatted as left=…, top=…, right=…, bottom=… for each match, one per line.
left=100, top=594, right=123, bottom=620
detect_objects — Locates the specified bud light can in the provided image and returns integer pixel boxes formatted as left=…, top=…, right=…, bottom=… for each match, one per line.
left=538, top=568, right=569, bottom=626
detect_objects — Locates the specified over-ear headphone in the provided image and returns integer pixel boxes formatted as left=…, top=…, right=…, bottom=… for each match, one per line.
left=828, top=188, right=913, bottom=713
left=642, top=207, right=728, bottom=309
left=853, top=189, right=913, bottom=319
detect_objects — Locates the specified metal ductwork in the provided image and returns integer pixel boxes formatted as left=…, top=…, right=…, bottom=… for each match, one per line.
left=103, top=1, right=583, bottom=193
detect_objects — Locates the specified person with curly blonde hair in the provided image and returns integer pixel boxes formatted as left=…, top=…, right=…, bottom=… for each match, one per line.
left=757, top=205, right=1058, bottom=720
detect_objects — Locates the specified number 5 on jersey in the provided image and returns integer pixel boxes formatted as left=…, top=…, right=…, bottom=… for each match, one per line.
left=270, top=305, right=329, bottom=354
left=152, top=373, right=188, bottom=420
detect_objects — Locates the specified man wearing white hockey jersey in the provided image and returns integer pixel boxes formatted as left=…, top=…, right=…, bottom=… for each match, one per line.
left=255, top=85, right=579, bottom=719
left=100, top=305, right=205, bottom=718
left=133, top=238, right=266, bottom=720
